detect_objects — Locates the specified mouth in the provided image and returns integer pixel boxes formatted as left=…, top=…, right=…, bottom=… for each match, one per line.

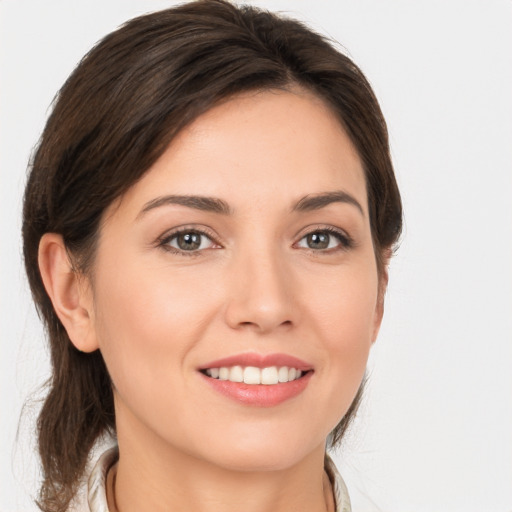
left=198, top=353, right=314, bottom=406
left=200, top=365, right=309, bottom=385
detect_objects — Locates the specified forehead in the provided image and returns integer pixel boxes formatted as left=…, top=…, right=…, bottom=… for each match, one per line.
left=112, top=89, right=367, bottom=218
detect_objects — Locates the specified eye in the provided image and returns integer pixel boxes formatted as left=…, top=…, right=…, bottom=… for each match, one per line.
left=161, top=229, right=217, bottom=253
left=296, top=228, right=351, bottom=251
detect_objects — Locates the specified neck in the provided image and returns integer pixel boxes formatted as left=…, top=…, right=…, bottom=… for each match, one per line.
left=111, top=411, right=334, bottom=512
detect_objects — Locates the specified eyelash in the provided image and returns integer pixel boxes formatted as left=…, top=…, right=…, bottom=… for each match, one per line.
left=157, top=226, right=354, bottom=256
left=157, top=227, right=220, bottom=257
left=295, top=226, right=354, bottom=252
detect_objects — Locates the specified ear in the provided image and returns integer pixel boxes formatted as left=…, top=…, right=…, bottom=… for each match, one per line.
left=38, top=233, right=99, bottom=353
left=372, top=248, right=392, bottom=343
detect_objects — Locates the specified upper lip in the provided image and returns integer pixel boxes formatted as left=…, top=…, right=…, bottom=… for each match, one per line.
left=199, top=352, right=313, bottom=371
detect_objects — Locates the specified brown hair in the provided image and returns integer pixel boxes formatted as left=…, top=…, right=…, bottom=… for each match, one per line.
left=22, top=1, right=402, bottom=510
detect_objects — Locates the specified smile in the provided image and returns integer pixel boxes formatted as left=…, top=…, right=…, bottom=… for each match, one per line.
left=202, top=366, right=305, bottom=385
left=199, top=353, right=313, bottom=406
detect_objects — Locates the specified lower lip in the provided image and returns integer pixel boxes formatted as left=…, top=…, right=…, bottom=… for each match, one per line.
left=200, top=372, right=312, bottom=407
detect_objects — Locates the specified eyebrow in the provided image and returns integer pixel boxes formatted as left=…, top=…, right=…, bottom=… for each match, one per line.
left=292, top=191, right=364, bottom=216
left=138, top=190, right=364, bottom=219
left=138, top=195, right=232, bottom=219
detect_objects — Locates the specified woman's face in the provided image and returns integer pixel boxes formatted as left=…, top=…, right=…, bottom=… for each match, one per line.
left=87, top=89, right=383, bottom=471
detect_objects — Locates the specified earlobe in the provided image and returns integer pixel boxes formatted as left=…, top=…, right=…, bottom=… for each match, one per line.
left=38, top=233, right=99, bottom=353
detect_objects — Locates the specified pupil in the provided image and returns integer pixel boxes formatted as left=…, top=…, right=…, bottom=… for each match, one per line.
left=308, top=232, right=329, bottom=249
left=178, top=232, right=200, bottom=250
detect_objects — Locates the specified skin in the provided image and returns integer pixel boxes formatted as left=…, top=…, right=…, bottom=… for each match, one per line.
left=39, top=89, right=386, bottom=512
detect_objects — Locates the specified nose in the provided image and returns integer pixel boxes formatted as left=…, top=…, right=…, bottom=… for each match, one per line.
left=224, top=245, right=297, bottom=334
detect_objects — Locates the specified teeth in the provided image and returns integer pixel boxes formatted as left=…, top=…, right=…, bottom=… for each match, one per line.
left=261, top=366, right=279, bottom=385
left=204, top=365, right=305, bottom=385
left=229, top=365, right=244, bottom=383
left=278, top=366, right=289, bottom=383
left=243, top=366, right=261, bottom=384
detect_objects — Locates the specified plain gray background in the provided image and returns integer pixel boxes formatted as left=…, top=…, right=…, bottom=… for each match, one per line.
left=1, top=1, right=511, bottom=511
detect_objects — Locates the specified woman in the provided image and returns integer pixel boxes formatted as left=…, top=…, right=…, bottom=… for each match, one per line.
left=22, top=1, right=402, bottom=510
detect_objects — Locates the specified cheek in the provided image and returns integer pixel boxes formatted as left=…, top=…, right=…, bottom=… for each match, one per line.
left=94, top=253, right=215, bottom=336
left=302, top=263, right=378, bottom=418
left=306, top=258, right=379, bottom=345
left=90, top=257, right=219, bottom=404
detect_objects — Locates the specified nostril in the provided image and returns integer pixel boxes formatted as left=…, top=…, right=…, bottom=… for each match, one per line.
left=236, top=319, right=293, bottom=331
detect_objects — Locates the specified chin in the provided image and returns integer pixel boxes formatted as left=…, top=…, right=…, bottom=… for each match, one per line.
left=192, top=428, right=325, bottom=473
